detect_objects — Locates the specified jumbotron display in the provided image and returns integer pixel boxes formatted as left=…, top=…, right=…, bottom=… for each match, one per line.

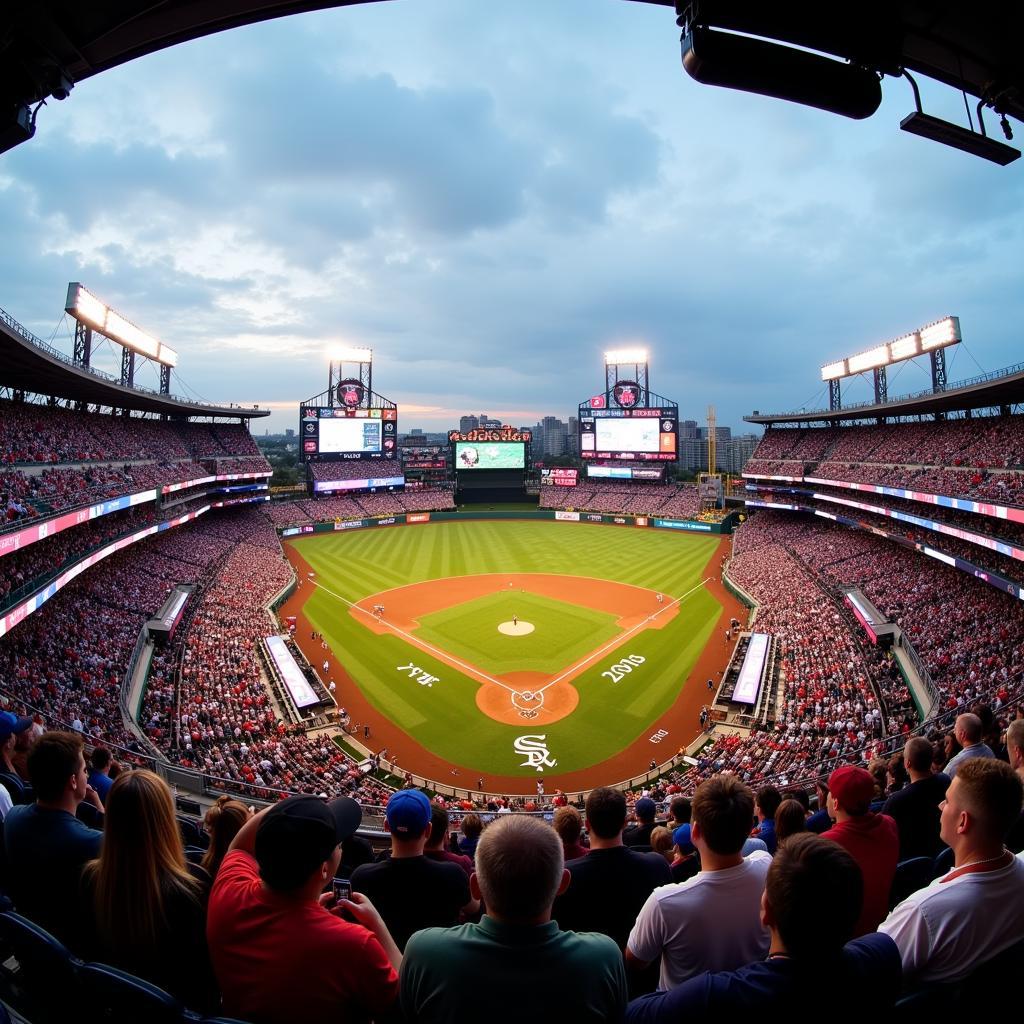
left=454, top=442, right=525, bottom=470
left=579, top=408, right=677, bottom=461
left=300, top=407, right=398, bottom=460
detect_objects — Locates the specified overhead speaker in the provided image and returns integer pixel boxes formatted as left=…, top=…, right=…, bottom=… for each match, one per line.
left=681, top=25, right=882, bottom=120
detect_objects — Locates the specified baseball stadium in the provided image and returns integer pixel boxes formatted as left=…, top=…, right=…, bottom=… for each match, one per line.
left=0, top=2, right=1022, bottom=1021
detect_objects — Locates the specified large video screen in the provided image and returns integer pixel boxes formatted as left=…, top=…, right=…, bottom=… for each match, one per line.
left=300, top=406, right=398, bottom=460
left=319, top=417, right=382, bottom=454
left=455, top=442, right=525, bottom=470
left=579, top=409, right=676, bottom=461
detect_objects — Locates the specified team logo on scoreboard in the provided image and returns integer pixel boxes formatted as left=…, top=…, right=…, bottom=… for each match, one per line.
left=612, top=381, right=641, bottom=408
left=336, top=379, right=365, bottom=408
left=662, top=419, right=674, bottom=432
left=303, top=422, right=317, bottom=435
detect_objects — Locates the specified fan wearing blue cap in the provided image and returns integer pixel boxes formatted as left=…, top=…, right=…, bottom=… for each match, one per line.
left=351, top=789, right=477, bottom=950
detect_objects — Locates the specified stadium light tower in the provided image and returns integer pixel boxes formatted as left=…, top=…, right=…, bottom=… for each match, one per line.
left=327, top=346, right=373, bottom=410
left=604, top=347, right=650, bottom=407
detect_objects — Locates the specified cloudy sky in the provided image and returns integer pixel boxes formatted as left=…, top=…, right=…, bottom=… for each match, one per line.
left=2, top=0, right=1022, bottom=435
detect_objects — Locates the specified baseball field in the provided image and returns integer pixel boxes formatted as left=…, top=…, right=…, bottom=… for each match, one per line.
left=281, top=519, right=740, bottom=791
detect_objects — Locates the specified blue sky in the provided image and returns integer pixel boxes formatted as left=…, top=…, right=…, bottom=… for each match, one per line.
left=1, top=0, right=1022, bottom=435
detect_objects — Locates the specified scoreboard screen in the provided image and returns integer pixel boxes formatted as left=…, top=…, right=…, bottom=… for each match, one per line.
left=455, top=442, right=525, bottom=470
left=300, top=406, right=398, bottom=460
left=579, top=408, right=676, bottom=461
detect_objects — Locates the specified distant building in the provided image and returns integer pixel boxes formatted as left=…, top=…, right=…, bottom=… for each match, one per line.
left=459, top=415, right=480, bottom=433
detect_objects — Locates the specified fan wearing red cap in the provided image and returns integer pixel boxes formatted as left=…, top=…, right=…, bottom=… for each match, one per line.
left=822, top=765, right=899, bottom=936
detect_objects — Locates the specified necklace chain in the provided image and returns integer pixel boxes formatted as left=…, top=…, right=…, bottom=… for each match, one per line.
left=953, top=848, right=1010, bottom=871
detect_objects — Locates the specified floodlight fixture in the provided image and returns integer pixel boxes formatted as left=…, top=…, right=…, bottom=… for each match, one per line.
left=919, top=316, right=961, bottom=351
left=847, top=344, right=890, bottom=374
left=333, top=346, right=373, bottom=363
left=604, top=348, right=649, bottom=364
left=899, top=70, right=1020, bottom=165
left=888, top=332, right=921, bottom=361
left=64, top=282, right=175, bottom=367
left=66, top=283, right=107, bottom=330
left=158, top=344, right=179, bottom=367
left=821, top=360, right=847, bottom=381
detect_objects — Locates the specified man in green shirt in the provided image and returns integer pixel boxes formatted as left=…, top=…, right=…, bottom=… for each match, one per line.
left=401, top=814, right=627, bottom=1023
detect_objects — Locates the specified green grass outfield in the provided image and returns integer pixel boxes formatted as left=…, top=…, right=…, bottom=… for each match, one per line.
left=289, top=520, right=721, bottom=778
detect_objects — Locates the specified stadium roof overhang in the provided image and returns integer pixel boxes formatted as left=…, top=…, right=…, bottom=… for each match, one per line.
left=744, top=365, right=1024, bottom=425
left=0, top=318, right=270, bottom=419
left=3, top=2, right=1022, bottom=151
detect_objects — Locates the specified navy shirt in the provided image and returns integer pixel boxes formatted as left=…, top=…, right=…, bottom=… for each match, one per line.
left=4, top=804, right=102, bottom=943
left=882, top=774, right=950, bottom=860
left=625, top=934, right=902, bottom=1020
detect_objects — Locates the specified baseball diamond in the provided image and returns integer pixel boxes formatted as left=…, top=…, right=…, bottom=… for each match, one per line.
left=280, top=519, right=746, bottom=791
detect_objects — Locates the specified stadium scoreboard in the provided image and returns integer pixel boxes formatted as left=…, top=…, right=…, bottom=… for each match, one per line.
left=447, top=426, right=531, bottom=472
left=300, top=406, right=398, bottom=461
left=579, top=408, right=677, bottom=461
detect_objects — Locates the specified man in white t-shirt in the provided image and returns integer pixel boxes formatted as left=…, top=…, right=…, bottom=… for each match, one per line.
left=879, top=757, right=1024, bottom=985
left=627, top=774, right=771, bottom=990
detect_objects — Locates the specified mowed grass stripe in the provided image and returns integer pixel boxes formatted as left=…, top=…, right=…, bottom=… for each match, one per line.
left=289, top=522, right=721, bottom=775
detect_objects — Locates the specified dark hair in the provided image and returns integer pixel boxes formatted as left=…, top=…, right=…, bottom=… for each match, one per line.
left=585, top=787, right=627, bottom=839
left=90, top=747, right=112, bottom=771
left=692, top=775, right=755, bottom=855
left=461, top=813, right=483, bottom=839
left=429, top=802, right=450, bottom=846
left=784, top=788, right=810, bottom=812
left=27, top=731, right=83, bottom=802
left=756, top=785, right=782, bottom=820
left=669, top=796, right=692, bottom=824
left=766, top=834, right=861, bottom=957
left=774, top=800, right=808, bottom=843
left=902, top=737, right=932, bottom=774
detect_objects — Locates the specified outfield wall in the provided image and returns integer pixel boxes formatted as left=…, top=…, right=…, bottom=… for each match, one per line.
left=280, top=508, right=736, bottom=537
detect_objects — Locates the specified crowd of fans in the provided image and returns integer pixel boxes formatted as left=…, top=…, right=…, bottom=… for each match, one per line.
left=539, top=481, right=708, bottom=519
left=266, top=487, right=456, bottom=527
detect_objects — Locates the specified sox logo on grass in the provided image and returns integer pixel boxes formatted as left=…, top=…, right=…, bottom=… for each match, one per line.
left=514, top=734, right=557, bottom=771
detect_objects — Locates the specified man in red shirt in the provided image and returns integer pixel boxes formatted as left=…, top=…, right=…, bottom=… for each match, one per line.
left=823, top=765, right=899, bottom=935
left=207, top=795, right=401, bottom=1024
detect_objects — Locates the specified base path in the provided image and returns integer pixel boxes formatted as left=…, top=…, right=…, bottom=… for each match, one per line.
left=281, top=535, right=746, bottom=794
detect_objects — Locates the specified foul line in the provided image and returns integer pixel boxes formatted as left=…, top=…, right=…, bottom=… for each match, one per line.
left=538, top=578, right=711, bottom=693
left=310, top=579, right=520, bottom=697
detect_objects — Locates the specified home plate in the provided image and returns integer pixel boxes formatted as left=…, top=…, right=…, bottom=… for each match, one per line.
left=499, top=620, right=535, bottom=636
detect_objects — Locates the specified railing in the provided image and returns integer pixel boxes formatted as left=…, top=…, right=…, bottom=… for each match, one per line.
left=749, top=359, right=1024, bottom=419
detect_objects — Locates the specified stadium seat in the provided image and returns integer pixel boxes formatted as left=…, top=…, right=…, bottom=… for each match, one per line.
left=889, top=856, right=935, bottom=908
left=176, top=816, right=205, bottom=848
left=0, top=911, right=82, bottom=1020
left=933, top=846, right=954, bottom=876
left=77, top=961, right=188, bottom=1024
left=0, top=1000, right=11, bottom=1023
left=184, top=846, right=207, bottom=865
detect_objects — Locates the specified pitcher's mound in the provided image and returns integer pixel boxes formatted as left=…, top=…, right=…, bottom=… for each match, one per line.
left=499, top=620, right=535, bottom=636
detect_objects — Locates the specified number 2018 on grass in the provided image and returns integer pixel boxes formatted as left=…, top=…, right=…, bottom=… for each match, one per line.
left=602, top=654, right=646, bottom=683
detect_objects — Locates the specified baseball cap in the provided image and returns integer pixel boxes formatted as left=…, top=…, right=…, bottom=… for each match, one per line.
left=0, top=711, right=34, bottom=742
left=672, top=824, right=695, bottom=855
left=828, top=765, right=875, bottom=816
left=635, top=797, right=657, bottom=822
left=386, top=789, right=432, bottom=836
left=255, top=795, right=361, bottom=890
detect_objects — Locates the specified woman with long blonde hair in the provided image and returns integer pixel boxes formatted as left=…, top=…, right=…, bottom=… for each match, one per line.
left=78, top=769, right=218, bottom=1010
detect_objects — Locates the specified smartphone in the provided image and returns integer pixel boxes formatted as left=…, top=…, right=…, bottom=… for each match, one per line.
left=332, top=878, right=351, bottom=903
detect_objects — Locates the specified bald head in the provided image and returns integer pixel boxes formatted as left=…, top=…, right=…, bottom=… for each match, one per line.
left=1007, top=720, right=1024, bottom=771
left=955, top=714, right=983, bottom=746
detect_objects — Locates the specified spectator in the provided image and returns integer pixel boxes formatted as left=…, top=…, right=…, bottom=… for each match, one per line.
left=627, top=775, right=772, bottom=990
left=806, top=780, right=831, bottom=833
left=881, top=737, right=950, bottom=860
left=1006, top=719, right=1024, bottom=853
left=206, top=795, right=400, bottom=1024
left=78, top=770, right=218, bottom=1010
left=624, top=797, right=658, bottom=848
left=880, top=758, right=1024, bottom=984
left=553, top=805, right=590, bottom=862
left=823, top=766, right=899, bottom=936
left=424, top=802, right=474, bottom=877
left=650, top=826, right=674, bottom=863
left=667, top=796, right=691, bottom=829
left=774, top=799, right=808, bottom=845
left=87, top=747, right=115, bottom=802
left=668, top=824, right=701, bottom=883
left=552, top=786, right=671, bottom=979
left=459, top=812, right=483, bottom=859
left=751, top=786, right=782, bottom=854
left=200, top=795, right=252, bottom=881
left=625, top=834, right=901, bottom=1018
left=401, top=814, right=627, bottom=1023
left=3, top=730, right=104, bottom=943
left=944, top=714, right=996, bottom=777
left=350, top=790, right=476, bottom=950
